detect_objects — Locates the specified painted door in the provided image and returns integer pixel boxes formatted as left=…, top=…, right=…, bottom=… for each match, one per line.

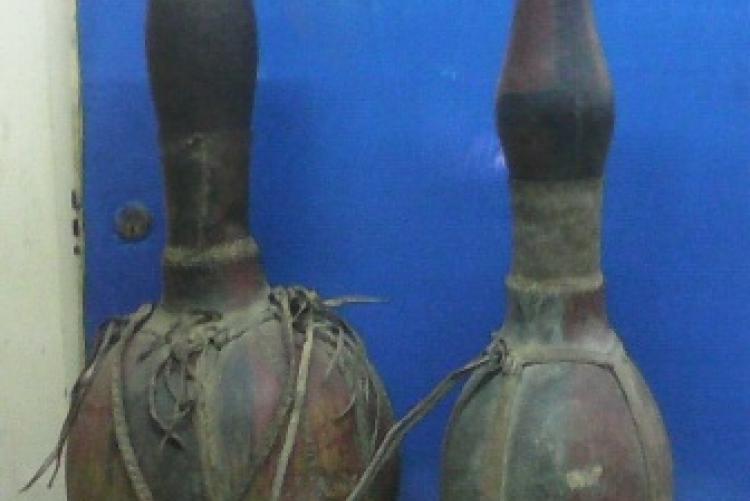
left=81, top=1, right=750, bottom=499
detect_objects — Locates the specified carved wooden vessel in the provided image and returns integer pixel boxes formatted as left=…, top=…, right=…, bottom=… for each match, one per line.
left=442, top=1, right=673, bottom=499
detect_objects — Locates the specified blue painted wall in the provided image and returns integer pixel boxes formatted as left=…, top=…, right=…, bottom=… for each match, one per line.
left=81, top=1, right=750, bottom=499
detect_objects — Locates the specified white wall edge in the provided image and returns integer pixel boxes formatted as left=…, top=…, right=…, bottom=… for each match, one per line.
left=0, top=1, right=83, bottom=500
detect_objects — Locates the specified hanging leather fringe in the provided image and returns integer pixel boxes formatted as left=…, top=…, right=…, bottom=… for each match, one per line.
left=20, top=304, right=155, bottom=493
left=346, top=335, right=509, bottom=501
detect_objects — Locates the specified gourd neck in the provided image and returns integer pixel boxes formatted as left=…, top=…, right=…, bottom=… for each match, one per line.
left=507, top=178, right=603, bottom=293
left=499, top=0, right=612, bottom=294
left=147, top=0, right=266, bottom=311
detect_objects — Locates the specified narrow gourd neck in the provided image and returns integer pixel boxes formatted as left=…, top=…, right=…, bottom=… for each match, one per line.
left=499, top=0, right=613, bottom=292
left=147, top=0, right=266, bottom=311
left=507, top=178, right=603, bottom=292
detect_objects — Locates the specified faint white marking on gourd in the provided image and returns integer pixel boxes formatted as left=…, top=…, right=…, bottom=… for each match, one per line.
left=566, top=464, right=604, bottom=490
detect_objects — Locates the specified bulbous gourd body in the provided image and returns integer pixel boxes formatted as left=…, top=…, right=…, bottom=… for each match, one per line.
left=443, top=288, right=672, bottom=500
left=66, top=294, right=398, bottom=500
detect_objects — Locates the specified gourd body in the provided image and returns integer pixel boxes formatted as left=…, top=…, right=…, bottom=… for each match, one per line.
left=443, top=288, right=672, bottom=500
left=66, top=298, right=398, bottom=500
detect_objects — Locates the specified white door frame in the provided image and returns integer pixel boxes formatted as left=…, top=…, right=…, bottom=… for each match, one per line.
left=0, top=1, right=83, bottom=499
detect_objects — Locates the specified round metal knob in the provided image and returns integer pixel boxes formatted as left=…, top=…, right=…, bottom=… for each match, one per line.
left=115, top=202, right=154, bottom=242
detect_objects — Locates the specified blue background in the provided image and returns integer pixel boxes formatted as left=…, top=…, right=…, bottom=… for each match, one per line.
left=80, top=1, right=750, bottom=499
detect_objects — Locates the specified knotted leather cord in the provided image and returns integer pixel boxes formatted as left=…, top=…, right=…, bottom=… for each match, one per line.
left=235, top=289, right=299, bottom=500
left=346, top=335, right=509, bottom=501
left=142, top=309, right=250, bottom=454
left=263, top=287, right=387, bottom=501
left=24, top=288, right=385, bottom=501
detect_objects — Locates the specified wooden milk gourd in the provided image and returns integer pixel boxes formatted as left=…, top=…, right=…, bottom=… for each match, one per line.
left=442, top=1, right=673, bottom=499
left=25, top=0, right=398, bottom=499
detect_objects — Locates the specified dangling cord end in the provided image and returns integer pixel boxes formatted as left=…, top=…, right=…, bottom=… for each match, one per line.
left=20, top=318, right=126, bottom=493
left=270, top=321, right=316, bottom=501
left=345, top=336, right=508, bottom=501
left=20, top=304, right=156, bottom=494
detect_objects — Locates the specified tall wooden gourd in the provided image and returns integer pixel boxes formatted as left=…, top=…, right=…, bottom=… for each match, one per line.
left=44, top=0, right=399, bottom=499
left=442, top=1, right=673, bottom=499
